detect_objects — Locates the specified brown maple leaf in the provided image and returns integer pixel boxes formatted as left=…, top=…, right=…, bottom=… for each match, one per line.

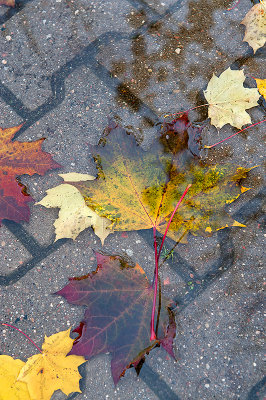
left=0, top=124, right=60, bottom=224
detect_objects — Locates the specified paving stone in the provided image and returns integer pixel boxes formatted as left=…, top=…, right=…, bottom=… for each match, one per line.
left=0, top=0, right=265, bottom=399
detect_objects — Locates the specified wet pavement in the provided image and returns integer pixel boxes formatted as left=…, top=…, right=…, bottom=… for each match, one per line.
left=0, top=0, right=265, bottom=399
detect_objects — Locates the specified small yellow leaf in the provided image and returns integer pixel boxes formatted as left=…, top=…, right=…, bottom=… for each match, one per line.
left=204, top=67, right=260, bottom=129
left=0, top=355, right=31, bottom=400
left=37, top=173, right=111, bottom=244
left=17, top=329, right=86, bottom=400
left=241, top=186, right=250, bottom=193
left=255, top=78, right=266, bottom=99
left=205, top=227, right=212, bottom=233
left=241, top=1, right=266, bottom=53
left=232, top=220, right=246, bottom=227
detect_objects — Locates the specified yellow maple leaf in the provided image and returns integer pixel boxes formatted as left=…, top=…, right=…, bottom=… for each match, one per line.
left=241, top=0, right=266, bottom=53
left=0, top=355, right=31, bottom=400
left=255, top=78, right=266, bottom=99
left=37, top=173, right=111, bottom=244
left=204, top=67, right=260, bottom=129
left=70, top=124, right=253, bottom=242
left=17, top=329, right=86, bottom=400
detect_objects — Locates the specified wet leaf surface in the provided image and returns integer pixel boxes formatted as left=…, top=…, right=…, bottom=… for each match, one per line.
left=69, top=120, right=253, bottom=243
left=160, top=112, right=203, bottom=159
left=56, top=253, right=176, bottom=384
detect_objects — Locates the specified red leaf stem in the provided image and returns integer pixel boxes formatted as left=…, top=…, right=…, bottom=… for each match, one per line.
left=163, top=103, right=209, bottom=119
left=158, top=184, right=192, bottom=259
left=227, top=0, right=241, bottom=11
left=205, top=120, right=266, bottom=149
left=150, top=226, right=159, bottom=341
left=150, top=184, right=192, bottom=341
left=1, top=323, right=42, bottom=353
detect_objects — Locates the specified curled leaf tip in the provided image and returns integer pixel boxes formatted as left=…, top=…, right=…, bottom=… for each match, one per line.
left=232, top=220, right=246, bottom=227
left=241, top=186, right=250, bottom=193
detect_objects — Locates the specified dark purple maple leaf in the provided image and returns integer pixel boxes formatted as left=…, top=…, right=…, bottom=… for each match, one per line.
left=56, top=253, right=176, bottom=384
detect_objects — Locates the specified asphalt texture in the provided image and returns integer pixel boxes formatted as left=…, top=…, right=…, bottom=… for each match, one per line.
left=0, top=0, right=265, bottom=399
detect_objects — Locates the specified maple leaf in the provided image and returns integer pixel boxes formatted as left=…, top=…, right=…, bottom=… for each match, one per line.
left=204, top=67, right=260, bottom=129
left=0, top=0, right=15, bottom=6
left=37, top=173, right=111, bottom=244
left=67, top=121, right=252, bottom=243
left=56, top=253, right=176, bottom=384
left=0, top=355, right=31, bottom=400
left=17, top=329, right=86, bottom=400
left=0, top=124, right=60, bottom=225
left=241, top=1, right=266, bottom=53
left=255, top=78, right=266, bottom=100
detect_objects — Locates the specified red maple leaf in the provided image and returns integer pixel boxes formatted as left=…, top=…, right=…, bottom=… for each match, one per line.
left=56, top=253, right=176, bottom=384
left=0, top=124, right=60, bottom=224
left=0, top=0, right=15, bottom=7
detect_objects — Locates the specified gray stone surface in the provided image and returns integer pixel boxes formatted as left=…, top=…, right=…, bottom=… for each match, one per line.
left=0, top=0, right=265, bottom=399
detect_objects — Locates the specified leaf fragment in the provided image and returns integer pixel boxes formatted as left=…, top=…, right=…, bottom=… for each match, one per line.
left=241, top=1, right=266, bottom=53
left=0, top=0, right=15, bottom=6
left=0, top=355, right=31, bottom=400
left=160, top=112, right=202, bottom=158
left=255, top=78, right=266, bottom=99
left=56, top=253, right=176, bottom=384
left=37, top=173, right=111, bottom=244
left=204, top=68, right=260, bottom=129
left=17, top=329, right=86, bottom=400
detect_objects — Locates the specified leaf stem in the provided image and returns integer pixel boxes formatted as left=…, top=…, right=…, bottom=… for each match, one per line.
left=226, top=0, right=241, bottom=11
left=157, top=185, right=192, bottom=260
left=205, top=120, right=266, bottom=149
left=163, top=96, right=263, bottom=120
left=163, top=104, right=209, bottom=118
left=150, top=184, right=191, bottom=341
left=150, top=227, right=159, bottom=341
left=1, top=323, right=42, bottom=353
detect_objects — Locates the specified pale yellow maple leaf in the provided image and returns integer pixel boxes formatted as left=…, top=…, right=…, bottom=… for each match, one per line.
left=37, top=173, right=111, bottom=244
left=0, top=356, right=31, bottom=400
left=255, top=78, right=266, bottom=99
left=241, top=0, right=266, bottom=53
left=204, top=67, right=260, bottom=129
left=17, top=329, right=86, bottom=400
